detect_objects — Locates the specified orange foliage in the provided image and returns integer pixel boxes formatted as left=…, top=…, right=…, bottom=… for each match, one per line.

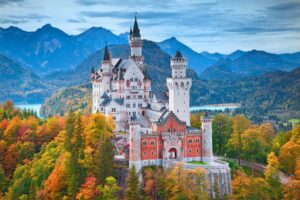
left=76, top=176, right=99, bottom=200
left=278, top=140, right=300, bottom=175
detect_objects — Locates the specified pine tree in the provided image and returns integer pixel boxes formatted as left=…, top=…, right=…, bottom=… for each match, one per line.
left=64, top=112, right=75, bottom=152
left=126, top=165, right=140, bottom=200
left=94, top=137, right=114, bottom=183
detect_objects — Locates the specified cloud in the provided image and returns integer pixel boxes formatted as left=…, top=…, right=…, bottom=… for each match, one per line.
left=67, top=18, right=86, bottom=23
left=267, top=1, right=300, bottom=11
left=75, top=0, right=174, bottom=7
left=0, top=13, right=48, bottom=24
left=7, top=13, right=49, bottom=20
left=0, top=18, right=28, bottom=24
left=0, top=0, right=24, bottom=6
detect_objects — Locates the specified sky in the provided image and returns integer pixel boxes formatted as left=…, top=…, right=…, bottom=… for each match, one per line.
left=0, top=0, right=300, bottom=54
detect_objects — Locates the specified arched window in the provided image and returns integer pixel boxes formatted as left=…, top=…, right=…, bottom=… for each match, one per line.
left=150, top=140, right=155, bottom=146
left=143, top=141, right=147, bottom=146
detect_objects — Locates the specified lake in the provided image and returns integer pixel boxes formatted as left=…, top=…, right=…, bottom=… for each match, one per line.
left=190, top=103, right=240, bottom=111
left=15, top=104, right=42, bottom=118
left=14, top=103, right=240, bottom=118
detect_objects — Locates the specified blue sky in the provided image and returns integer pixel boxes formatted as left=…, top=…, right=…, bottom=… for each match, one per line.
left=1, top=0, right=300, bottom=53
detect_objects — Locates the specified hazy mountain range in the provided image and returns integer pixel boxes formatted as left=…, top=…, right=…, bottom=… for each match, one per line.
left=0, top=24, right=300, bottom=122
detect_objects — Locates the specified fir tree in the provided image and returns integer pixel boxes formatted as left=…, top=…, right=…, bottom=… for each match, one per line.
left=94, top=137, right=114, bottom=183
left=126, top=165, right=140, bottom=200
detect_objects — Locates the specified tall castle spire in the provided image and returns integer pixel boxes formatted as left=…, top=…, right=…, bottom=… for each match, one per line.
left=132, top=14, right=141, bottom=38
left=103, top=44, right=110, bottom=61
left=129, top=13, right=144, bottom=70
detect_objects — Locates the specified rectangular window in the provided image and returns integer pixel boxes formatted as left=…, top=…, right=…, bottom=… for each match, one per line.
left=133, top=103, right=136, bottom=108
left=126, top=104, right=130, bottom=108
left=138, top=104, right=142, bottom=108
left=138, top=95, right=143, bottom=99
left=126, top=96, right=130, bottom=99
left=112, top=108, right=116, bottom=112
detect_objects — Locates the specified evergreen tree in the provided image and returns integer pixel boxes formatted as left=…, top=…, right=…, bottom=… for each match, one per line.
left=94, top=137, right=114, bottom=183
left=126, top=165, right=140, bottom=200
left=64, top=112, right=75, bottom=152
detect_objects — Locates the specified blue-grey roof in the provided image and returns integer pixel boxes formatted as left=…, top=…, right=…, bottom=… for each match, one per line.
left=100, top=98, right=111, bottom=106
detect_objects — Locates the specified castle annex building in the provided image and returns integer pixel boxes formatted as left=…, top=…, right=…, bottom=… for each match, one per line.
left=91, top=16, right=231, bottom=197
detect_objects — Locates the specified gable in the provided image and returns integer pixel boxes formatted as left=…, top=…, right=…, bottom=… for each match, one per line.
left=123, top=60, right=144, bottom=80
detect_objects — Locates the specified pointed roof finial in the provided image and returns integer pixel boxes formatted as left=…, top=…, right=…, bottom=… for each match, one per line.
left=91, top=67, right=95, bottom=73
left=103, top=44, right=110, bottom=61
left=132, top=12, right=141, bottom=38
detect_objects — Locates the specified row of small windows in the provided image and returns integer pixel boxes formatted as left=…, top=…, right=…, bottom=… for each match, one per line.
left=188, top=148, right=200, bottom=153
left=143, top=151, right=155, bottom=156
left=188, top=138, right=201, bottom=144
left=142, top=140, right=155, bottom=146
left=166, top=128, right=185, bottom=133
left=126, top=103, right=142, bottom=108
left=126, top=95, right=144, bottom=99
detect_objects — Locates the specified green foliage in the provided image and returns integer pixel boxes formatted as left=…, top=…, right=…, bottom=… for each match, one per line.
left=212, top=113, right=232, bottom=155
left=93, top=138, right=114, bottom=184
left=98, top=176, right=119, bottom=200
left=126, top=165, right=140, bottom=200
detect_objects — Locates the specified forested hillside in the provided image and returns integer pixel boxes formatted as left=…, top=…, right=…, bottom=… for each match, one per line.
left=1, top=102, right=300, bottom=199
left=0, top=54, right=55, bottom=103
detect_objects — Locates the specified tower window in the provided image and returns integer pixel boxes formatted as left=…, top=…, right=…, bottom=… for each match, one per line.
left=150, top=140, right=155, bottom=145
left=188, top=139, right=193, bottom=144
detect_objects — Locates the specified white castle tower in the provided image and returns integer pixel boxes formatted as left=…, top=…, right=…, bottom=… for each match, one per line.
left=129, top=15, right=144, bottom=70
left=201, top=112, right=214, bottom=163
left=167, top=51, right=192, bottom=126
left=91, top=45, right=112, bottom=113
left=100, top=45, right=112, bottom=95
left=129, top=119, right=142, bottom=172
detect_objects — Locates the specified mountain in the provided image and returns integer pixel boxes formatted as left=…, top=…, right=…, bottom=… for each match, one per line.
left=0, top=54, right=54, bottom=103
left=0, top=24, right=92, bottom=74
left=200, top=50, right=299, bottom=80
left=279, top=52, right=300, bottom=64
left=230, top=50, right=299, bottom=75
left=0, top=24, right=128, bottom=75
left=72, top=27, right=128, bottom=51
left=199, top=58, right=239, bottom=80
left=158, top=37, right=216, bottom=74
left=200, top=51, right=226, bottom=61
left=227, top=50, right=245, bottom=60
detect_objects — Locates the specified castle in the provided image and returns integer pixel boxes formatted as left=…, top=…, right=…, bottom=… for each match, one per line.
left=91, top=16, right=231, bottom=197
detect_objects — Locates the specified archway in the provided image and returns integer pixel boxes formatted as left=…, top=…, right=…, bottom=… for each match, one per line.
left=169, top=148, right=177, bottom=159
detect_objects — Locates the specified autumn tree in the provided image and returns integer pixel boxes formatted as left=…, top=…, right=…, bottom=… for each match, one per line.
left=231, top=170, right=271, bottom=200
left=226, top=115, right=251, bottom=164
left=76, top=176, right=99, bottom=200
left=278, top=140, right=300, bottom=174
left=98, top=176, right=119, bottom=200
left=164, top=164, right=208, bottom=200
left=126, top=165, right=140, bottom=200
left=212, top=114, right=232, bottom=155
left=264, top=152, right=282, bottom=200
left=190, top=113, right=202, bottom=129
left=242, top=128, right=268, bottom=163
